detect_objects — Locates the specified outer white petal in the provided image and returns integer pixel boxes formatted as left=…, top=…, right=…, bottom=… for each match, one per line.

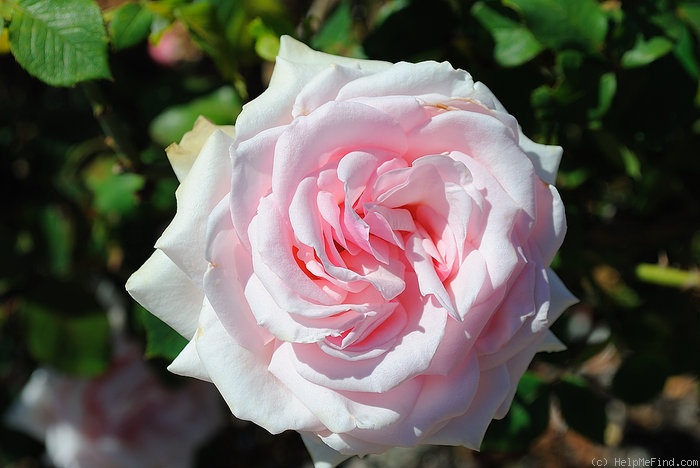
left=546, top=268, right=579, bottom=322
left=155, top=130, right=234, bottom=287
left=336, top=61, right=475, bottom=102
left=422, top=366, right=511, bottom=449
left=538, top=331, right=567, bottom=352
left=165, top=116, right=235, bottom=182
left=278, top=35, right=390, bottom=71
left=518, top=132, right=563, bottom=186
left=472, top=82, right=562, bottom=184
left=126, top=249, right=202, bottom=338
left=300, top=432, right=351, bottom=468
left=168, top=339, right=212, bottom=381
left=234, top=36, right=390, bottom=143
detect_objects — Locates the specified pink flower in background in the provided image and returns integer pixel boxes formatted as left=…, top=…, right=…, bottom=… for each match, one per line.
left=5, top=343, right=224, bottom=468
left=148, top=21, right=203, bottom=67
left=127, top=36, right=576, bottom=467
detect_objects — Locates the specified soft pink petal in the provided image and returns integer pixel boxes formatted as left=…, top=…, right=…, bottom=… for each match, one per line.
left=194, top=301, right=322, bottom=434
left=204, top=197, right=276, bottom=350
left=230, top=126, right=282, bottom=249
left=269, top=343, right=422, bottom=433
left=270, top=101, right=408, bottom=206
left=423, top=365, right=511, bottom=449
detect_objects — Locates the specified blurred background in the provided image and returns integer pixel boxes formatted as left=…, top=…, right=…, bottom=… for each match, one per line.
left=1, top=0, right=699, bottom=466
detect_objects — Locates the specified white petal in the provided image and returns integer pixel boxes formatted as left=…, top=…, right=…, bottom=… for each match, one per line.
left=547, top=268, right=578, bottom=322
left=538, top=331, right=567, bottom=352
left=168, top=338, right=211, bottom=381
left=300, top=432, right=351, bottom=468
left=278, top=35, right=389, bottom=72
left=155, top=130, right=234, bottom=287
left=234, top=37, right=390, bottom=143
left=518, top=132, right=563, bottom=185
left=165, top=116, right=235, bottom=182
left=126, top=249, right=202, bottom=338
left=336, top=61, right=475, bottom=102
left=472, top=82, right=562, bottom=185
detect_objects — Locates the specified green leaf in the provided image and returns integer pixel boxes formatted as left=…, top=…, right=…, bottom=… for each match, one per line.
left=40, top=205, right=74, bottom=277
left=248, top=16, right=279, bottom=61
left=149, top=85, right=242, bottom=147
left=555, top=376, right=607, bottom=444
left=83, top=155, right=145, bottom=218
left=21, top=282, right=111, bottom=377
left=673, top=25, right=700, bottom=79
left=108, top=2, right=154, bottom=50
left=679, top=2, right=700, bottom=38
left=472, top=2, right=543, bottom=67
left=136, top=305, right=187, bottom=361
left=503, top=0, right=608, bottom=53
left=7, top=0, right=111, bottom=86
left=311, top=0, right=363, bottom=58
left=619, top=145, right=641, bottom=181
left=588, top=71, right=617, bottom=122
left=621, top=35, right=674, bottom=68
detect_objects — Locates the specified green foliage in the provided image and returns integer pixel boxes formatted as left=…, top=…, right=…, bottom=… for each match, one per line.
left=149, top=85, right=242, bottom=147
left=108, top=2, right=154, bottom=50
left=472, top=2, right=543, bottom=67
left=83, top=155, right=146, bottom=218
left=20, top=281, right=111, bottom=377
left=503, top=0, right=608, bottom=53
left=3, top=0, right=111, bottom=86
left=311, top=0, right=364, bottom=58
left=621, top=35, right=674, bottom=68
left=135, top=305, right=187, bottom=361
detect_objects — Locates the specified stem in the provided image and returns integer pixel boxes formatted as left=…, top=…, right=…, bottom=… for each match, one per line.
left=635, top=263, right=700, bottom=289
left=81, top=81, right=138, bottom=169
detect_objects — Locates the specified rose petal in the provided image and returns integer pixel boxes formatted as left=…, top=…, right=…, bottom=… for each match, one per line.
left=423, top=365, right=511, bottom=449
left=269, top=343, right=422, bottom=433
left=471, top=82, right=563, bottom=185
left=168, top=339, right=211, bottom=381
left=234, top=36, right=390, bottom=143
left=300, top=432, right=351, bottom=468
left=155, top=130, right=235, bottom=287
left=336, top=61, right=475, bottom=103
left=194, top=301, right=322, bottom=434
left=126, top=249, right=202, bottom=338
left=165, top=116, right=235, bottom=182
left=271, top=101, right=409, bottom=207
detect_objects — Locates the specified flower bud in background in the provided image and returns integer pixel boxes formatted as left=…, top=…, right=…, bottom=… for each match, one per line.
left=5, top=342, right=224, bottom=468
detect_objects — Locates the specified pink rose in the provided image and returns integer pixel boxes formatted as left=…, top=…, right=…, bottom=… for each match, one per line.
left=127, top=36, right=576, bottom=467
left=5, top=343, right=224, bottom=468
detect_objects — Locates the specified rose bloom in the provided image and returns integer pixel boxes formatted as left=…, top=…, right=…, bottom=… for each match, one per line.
left=5, top=343, right=224, bottom=468
left=127, top=36, right=576, bottom=467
